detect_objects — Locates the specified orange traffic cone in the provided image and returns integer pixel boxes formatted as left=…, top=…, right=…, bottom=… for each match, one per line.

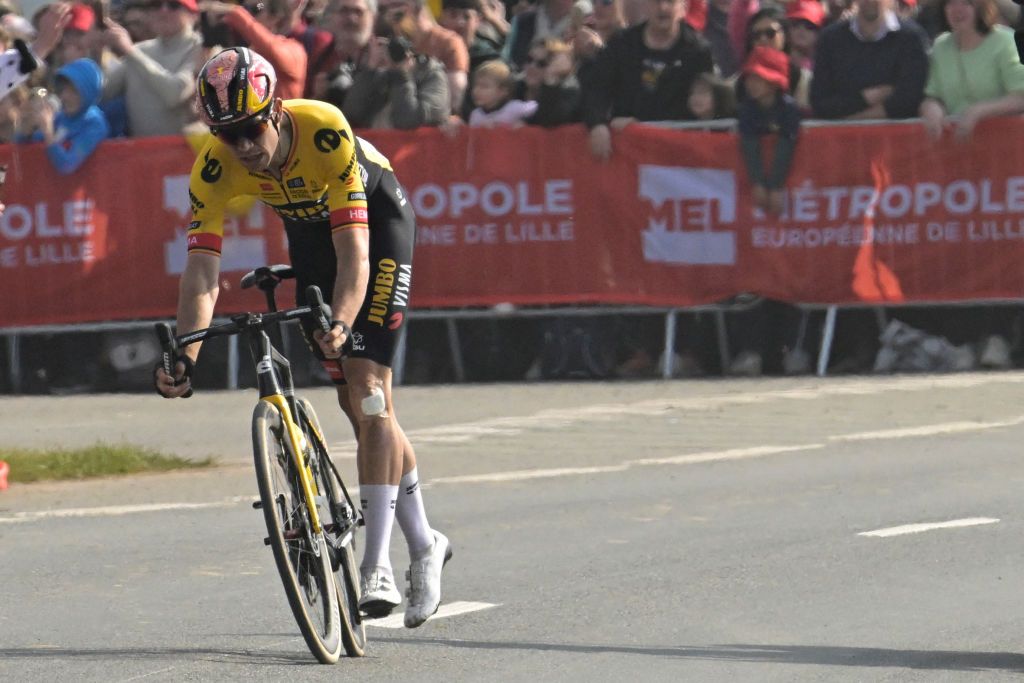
left=0, top=460, right=9, bottom=491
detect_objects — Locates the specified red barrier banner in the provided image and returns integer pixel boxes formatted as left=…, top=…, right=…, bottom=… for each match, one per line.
left=3, top=120, right=1024, bottom=328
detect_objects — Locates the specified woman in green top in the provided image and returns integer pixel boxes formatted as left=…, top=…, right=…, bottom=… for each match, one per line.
left=919, top=0, right=1024, bottom=141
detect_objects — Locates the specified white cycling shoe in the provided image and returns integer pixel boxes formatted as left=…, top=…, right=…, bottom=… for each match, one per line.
left=359, top=567, right=402, bottom=618
left=404, top=530, right=453, bottom=628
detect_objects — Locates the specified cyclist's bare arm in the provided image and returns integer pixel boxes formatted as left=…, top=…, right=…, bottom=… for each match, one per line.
left=315, top=227, right=369, bottom=358
left=155, top=252, right=221, bottom=397
left=177, top=252, right=221, bottom=361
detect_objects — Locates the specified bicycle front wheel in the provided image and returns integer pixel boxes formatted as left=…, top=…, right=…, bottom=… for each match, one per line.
left=252, top=400, right=342, bottom=664
left=298, top=397, right=366, bottom=657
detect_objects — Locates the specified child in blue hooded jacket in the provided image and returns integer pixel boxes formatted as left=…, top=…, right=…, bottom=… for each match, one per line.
left=20, top=57, right=110, bottom=175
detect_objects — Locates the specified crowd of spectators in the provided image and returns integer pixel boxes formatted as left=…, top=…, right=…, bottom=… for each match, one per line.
left=3, top=0, right=1021, bottom=151
left=4, top=0, right=1024, bottom=380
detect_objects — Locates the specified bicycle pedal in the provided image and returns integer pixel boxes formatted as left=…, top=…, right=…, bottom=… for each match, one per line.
left=263, top=536, right=271, bottom=546
left=252, top=500, right=263, bottom=509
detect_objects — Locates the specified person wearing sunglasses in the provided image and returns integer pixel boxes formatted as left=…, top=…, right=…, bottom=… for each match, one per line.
left=158, top=46, right=453, bottom=630
left=809, top=0, right=929, bottom=120
left=102, top=0, right=205, bottom=136
left=737, top=6, right=813, bottom=111
left=198, top=0, right=308, bottom=99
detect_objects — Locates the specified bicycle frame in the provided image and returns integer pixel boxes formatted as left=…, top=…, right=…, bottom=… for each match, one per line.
left=157, top=284, right=336, bottom=537
left=247, top=320, right=327, bottom=536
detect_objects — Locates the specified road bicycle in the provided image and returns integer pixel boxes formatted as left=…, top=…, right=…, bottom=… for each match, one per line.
left=155, top=265, right=365, bottom=663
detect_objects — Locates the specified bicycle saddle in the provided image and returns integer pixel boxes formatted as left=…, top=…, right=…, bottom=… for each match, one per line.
left=241, top=264, right=295, bottom=291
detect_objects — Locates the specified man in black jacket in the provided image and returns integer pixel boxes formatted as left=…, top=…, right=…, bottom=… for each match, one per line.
left=810, top=0, right=929, bottom=120
left=581, top=0, right=713, bottom=160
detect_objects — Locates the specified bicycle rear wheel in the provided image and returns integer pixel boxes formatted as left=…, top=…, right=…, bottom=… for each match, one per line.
left=252, top=400, right=342, bottom=664
left=297, top=397, right=366, bottom=657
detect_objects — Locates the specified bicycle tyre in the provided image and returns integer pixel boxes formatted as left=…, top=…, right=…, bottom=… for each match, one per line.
left=252, top=400, right=342, bottom=664
left=297, top=397, right=367, bottom=657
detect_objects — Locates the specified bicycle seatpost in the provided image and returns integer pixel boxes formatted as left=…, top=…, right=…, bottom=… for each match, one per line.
left=258, top=277, right=280, bottom=313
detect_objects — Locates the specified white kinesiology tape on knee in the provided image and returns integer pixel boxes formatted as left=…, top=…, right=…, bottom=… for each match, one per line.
left=361, top=386, right=387, bottom=417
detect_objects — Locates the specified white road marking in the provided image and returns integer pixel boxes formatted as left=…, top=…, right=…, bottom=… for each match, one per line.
left=8, top=374, right=1024, bottom=525
left=831, top=417, right=1024, bottom=442
left=365, top=601, right=500, bottom=629
left=858, top=517, right=1000, bottom=537
left=429, top=445, right=823, bottom=486
left=0, top=496, right=256, bottom=524
left=325, top=374, right=1024, bottom=453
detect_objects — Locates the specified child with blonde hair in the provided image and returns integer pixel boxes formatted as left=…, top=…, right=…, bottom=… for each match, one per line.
left=468, top=59, right=537, bottom=127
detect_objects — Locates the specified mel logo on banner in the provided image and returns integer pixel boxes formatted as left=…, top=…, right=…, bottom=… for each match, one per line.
left=638, top=165, right=737, bottom=266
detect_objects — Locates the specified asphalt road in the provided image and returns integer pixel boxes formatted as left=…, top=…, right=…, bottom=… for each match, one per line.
left=3, top=374, right=1024, bottom=681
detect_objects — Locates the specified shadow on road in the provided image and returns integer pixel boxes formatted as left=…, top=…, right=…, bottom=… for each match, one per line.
left=380, top=638, right=1024, bottom=673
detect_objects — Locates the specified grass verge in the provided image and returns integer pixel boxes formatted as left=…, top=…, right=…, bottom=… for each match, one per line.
left=0, top=444, right=214, bottom=483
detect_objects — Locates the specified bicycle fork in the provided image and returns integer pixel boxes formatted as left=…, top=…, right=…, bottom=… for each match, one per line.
left=263, top=394, right=325, bottom=536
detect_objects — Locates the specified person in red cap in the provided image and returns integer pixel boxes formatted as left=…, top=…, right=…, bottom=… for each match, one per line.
left=785, top=0, right=824, bottom=69
left=736, top=45, right=801, bottom=215
left=51, top=2, right=94, bottom=65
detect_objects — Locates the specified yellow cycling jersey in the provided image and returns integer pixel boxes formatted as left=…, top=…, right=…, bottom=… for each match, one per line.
left=186, top=99, right=389, bottom=257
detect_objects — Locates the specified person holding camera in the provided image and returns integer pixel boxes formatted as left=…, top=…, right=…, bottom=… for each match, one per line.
left=378, top=0, right=468, bottom=112
left=341, top=24, right=451, bottom=128
left=316, top=0, right=376, bottom=106
left=198, top=0, right=308, bottom=99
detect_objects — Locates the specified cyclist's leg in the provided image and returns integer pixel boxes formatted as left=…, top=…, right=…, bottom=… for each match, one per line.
left=354, top=174, right=436, bottom=558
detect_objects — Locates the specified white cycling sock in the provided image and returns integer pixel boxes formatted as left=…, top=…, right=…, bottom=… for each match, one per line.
left=395, top=467, right=433, bottom=560
left=360, top=484, right=398, bottom=574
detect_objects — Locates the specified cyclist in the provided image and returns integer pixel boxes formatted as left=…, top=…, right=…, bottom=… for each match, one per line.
left=154, top=46, right=451, bottom=628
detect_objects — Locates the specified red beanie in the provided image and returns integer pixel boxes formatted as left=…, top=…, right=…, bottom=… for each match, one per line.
left=742, top=46, right=790, bottom=92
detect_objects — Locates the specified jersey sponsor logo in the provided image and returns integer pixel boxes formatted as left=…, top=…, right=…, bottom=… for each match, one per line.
left=188, top=220, right=202, bottom=230
left=331, top=207, right=368, bottom=226
left=367, top=259, right=411, bottom=326
left=314, top=127, right=349, bottom=153
left=260, top=182, right=274, bottom=191
left=349, top=331, right=365, bottom=352
left=200, top=152, right=222, bottom=184
left=275, top=204, right=330, bottom=221
left=338, top=155, right=356, bottom=182
left=286, top=177, right=305, bottom=188
left=348, top=192, right=366, bottom=201
left=189, top=190, right=205, bottom=213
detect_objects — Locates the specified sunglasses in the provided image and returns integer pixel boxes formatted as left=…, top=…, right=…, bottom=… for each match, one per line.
left=525, top=55, right=549, bottom=68
left=211, top=117, right=270, bottom=145
left=751, top=27, right=780, bottom=41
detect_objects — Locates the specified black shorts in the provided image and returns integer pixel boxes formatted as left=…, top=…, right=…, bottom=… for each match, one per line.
left=285, top=171, right=415, bottom=383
